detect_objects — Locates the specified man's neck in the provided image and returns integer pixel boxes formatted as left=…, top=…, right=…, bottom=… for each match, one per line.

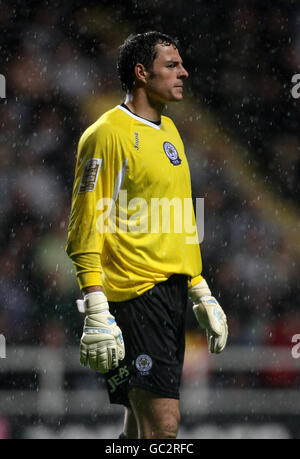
left=125, top=91, right=164, bottom=123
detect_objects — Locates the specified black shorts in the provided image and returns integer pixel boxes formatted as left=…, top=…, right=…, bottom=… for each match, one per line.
left=105, top=274, right=188, bottom=407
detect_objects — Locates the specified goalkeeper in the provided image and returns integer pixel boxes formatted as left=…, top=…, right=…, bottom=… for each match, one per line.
left=66, top=31, right=228, bottom=439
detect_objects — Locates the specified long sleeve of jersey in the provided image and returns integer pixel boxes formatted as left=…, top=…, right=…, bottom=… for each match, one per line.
left=66, top=119, right=123, bottom=290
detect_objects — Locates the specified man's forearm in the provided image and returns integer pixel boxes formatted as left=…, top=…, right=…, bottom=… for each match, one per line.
left=67, top=252, right=102, bottom=292
left=82, top=285, right=103, bottom=296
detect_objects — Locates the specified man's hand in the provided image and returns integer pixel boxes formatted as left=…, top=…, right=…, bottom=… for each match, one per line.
left=76, top=292, right=125, bottom=373
left=189, top=278, right=228, bottom=354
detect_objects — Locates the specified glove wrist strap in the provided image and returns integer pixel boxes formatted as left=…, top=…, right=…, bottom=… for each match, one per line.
left=85, top=293, right=108, bottom=314
left=76, top=292, right=109, bottom=314
left=189, top=278, right=212, bottom=302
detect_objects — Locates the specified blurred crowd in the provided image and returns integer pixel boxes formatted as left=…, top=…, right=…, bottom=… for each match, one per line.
left=0, top=0, right=299, bottom=371
left=196, top=0, right=300, bottom=204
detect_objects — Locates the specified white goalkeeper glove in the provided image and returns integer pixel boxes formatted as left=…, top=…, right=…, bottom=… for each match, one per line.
left=189, top=278, right=228, bottom=354
left=76, top=292, right=125, bottom=373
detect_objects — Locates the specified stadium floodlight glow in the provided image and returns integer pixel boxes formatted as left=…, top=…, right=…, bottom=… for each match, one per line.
left=0, top=74, right=6, bottom=99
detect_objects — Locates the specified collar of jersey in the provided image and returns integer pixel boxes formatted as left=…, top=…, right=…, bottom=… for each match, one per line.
left=117, top=105, right=161, bottom=130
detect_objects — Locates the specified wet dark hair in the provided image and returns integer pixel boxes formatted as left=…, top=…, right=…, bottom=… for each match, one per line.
left=117, top=31, right=179, bottom=92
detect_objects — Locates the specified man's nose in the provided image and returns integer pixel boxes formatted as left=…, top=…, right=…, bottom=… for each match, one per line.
left=179, top=65, right=189, bottom=79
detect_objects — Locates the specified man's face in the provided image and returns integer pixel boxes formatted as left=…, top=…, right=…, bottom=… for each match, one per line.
left=144, top=43, right=189, bottom=103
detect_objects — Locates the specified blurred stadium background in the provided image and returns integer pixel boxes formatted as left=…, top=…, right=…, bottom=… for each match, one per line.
left=0, top=0, right=300, bottom=439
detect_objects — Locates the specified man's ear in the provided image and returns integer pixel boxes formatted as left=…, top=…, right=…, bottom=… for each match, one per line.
left=134, top=63, right=148, bottom=85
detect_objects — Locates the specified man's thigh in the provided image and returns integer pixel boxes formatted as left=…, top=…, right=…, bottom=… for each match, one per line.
left=129, top=387, right=180, bottom=439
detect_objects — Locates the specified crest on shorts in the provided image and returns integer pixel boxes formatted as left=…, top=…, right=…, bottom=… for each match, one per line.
left=135, top=354, right=152, bottom=374
left=163, top=141, right=181, bottom=166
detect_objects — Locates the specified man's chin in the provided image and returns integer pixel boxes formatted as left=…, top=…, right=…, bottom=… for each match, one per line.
left=171, top=95, right=184, bottom=102
left=168, top=92, right=184, bottom=102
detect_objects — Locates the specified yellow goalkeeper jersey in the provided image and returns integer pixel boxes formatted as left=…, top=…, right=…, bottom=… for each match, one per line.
left=66, top=104, right=202, bottom=301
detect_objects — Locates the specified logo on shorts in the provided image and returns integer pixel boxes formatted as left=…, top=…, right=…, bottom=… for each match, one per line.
left=163, top=142, right=181, bottom=165
left=135, top=354, right=152, bottom=374
left=107, top=365, right=130, bottom=394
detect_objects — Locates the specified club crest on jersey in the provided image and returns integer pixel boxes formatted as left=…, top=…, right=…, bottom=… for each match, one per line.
left=135, top=354, right=152, bottom=374
left=163, top=142, right=181, bottom=165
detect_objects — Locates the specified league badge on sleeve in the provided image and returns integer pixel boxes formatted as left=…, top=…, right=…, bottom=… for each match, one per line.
left=78, top=158, right=102, bottom=193
left=163, top=141, right=182, bottom=166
